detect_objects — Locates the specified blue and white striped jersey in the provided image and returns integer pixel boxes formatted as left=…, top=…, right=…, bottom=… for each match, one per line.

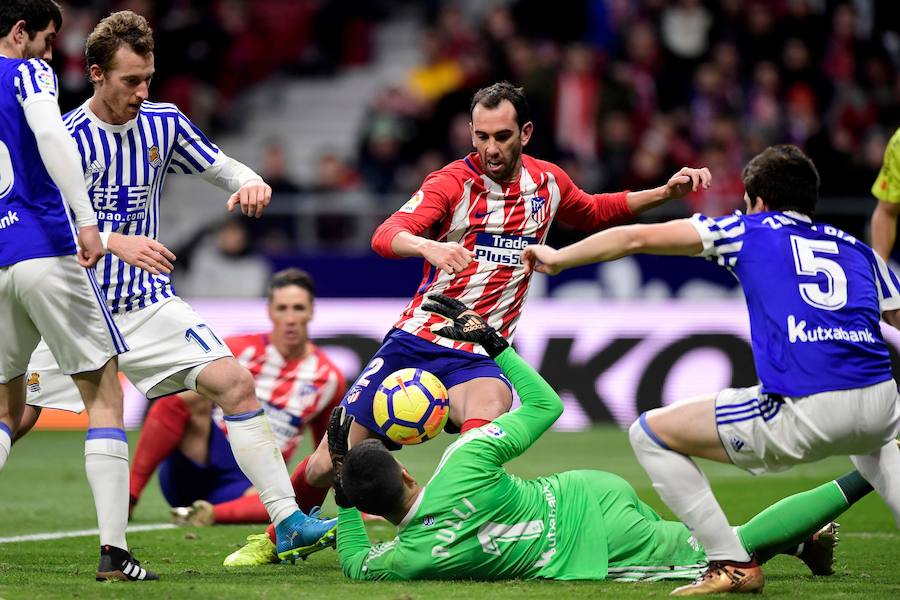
left=64, top=100, right=220, bottom=312
left=0, top=57, right=76, bottom=267
left=690, top=210, right=900, bottom=397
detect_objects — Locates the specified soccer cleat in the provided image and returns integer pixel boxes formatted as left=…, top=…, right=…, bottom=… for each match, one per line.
left=223, top=533, right=278, bottom=567
left=96, top=545, right=159, bottom=581
left=274, top=507, right=338, bottom=563
left=670, top=559, right=764, bottom=596
left=170, top=500, right=215, bottom=526
left=797, top=522, right=840, bottom=576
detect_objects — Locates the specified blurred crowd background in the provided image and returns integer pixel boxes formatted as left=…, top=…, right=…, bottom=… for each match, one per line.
left=49, top=0, right=900, bottom=298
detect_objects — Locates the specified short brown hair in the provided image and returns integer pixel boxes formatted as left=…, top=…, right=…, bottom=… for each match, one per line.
left=470, top=81, right=530, bottom=129
left=267, top=268, right=316, bottom=302
left=742, top=144, right=820, bottom=217
left=85, top=10, right=153, bottom=74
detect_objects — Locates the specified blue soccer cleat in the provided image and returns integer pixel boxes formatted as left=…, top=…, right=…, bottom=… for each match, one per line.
left=275, top=507, right=338, bottom=563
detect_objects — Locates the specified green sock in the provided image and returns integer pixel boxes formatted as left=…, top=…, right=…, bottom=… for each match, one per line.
left=736, top=478, right=850, bottom=563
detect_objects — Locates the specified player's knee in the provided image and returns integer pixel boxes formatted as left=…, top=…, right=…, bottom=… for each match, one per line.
left=214, top=366, right=256, bottom=410
left=629, top=414, right=664, bottom=454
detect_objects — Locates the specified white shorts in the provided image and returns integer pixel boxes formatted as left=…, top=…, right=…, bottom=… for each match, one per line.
left=0, top=255, right=126, bottom=383
left=715, top=379, right=900, bottom=475
left=26, top=296, right=232, bottom=412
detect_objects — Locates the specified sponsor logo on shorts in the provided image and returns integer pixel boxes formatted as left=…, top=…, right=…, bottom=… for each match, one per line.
left=473, top=233, right=536, bottom=267
left=787, top=314, right=876, bottom=344
left=484, top=423, right=505, bottom=438
left=345, top=386, right=362, bottom=404
left=26, top=372, right=40, bottom=394
left=729, top=436, right=745, bottom=452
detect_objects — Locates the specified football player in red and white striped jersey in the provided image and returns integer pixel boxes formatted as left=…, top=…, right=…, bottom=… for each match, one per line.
left=128, top=268, right=345, bottom=525
left=337, top=81, right=710, bottom=442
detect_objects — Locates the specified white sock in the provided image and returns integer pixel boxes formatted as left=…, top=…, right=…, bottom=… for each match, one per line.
left=223, top=409, right=297, bottom=526
left=0, top=423, right=11, bottom=471
left=629, top=416, right=752, bottom=562
left=84, top=429, right=129, bottom=550
left=851, top=440, right=900, bottom=527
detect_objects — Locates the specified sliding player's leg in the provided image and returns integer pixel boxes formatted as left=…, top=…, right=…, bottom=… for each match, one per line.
left=737, top=470, right=873, bottom=573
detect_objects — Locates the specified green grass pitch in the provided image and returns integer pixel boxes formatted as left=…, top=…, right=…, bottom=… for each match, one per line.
left=1, top=427, right=897, bottom=599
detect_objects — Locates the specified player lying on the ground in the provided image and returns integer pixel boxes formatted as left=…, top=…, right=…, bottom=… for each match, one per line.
left=0, top=0, right=155, bottom=581
left=10, top=10, right=337, bottom=568
left=328, top=295, right=865, bottom=584
left=523, top=144, right=900, bottom=595
left=125, top=268, right=343, bottom=528
left=222, top=82, right=711, bottom=564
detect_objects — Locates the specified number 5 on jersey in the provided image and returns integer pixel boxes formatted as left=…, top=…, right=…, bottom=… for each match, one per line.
left=790, top=235, right=848, bottom=311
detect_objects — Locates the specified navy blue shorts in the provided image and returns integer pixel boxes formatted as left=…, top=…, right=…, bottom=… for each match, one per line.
left=158, top=419, right=252, bottom=507
left=340, top=329, right=511, bottom=445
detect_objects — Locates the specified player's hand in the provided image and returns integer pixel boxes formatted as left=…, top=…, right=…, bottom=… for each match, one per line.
left=328, top=406, right=355, bottom=508
left=422, top=293, right=509, bottom=358
left=421, top=240, right=474, bottom=276
left=226, top=179, right=272, bottom=218
left=76, top=225, right=105, bottom=268
left=328, top=406, right=354, bottom=470
left=522, top=244, right=563, bottom=276
left=663, top=166, right=712, bottom=200
left=108, top=233, right=176, bottom=275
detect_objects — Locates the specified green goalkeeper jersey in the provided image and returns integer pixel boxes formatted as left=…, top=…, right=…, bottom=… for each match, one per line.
left=337, top=347, right=617, bottom=581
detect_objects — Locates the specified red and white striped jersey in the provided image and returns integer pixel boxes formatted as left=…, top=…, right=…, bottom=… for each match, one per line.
left=371, top=152, right=634, bottom=354
left=214, top=333, right=345, bottom=459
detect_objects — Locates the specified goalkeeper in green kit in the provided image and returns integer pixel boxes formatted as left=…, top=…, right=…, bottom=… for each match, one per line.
left=329, top=295, right=874, bottom=589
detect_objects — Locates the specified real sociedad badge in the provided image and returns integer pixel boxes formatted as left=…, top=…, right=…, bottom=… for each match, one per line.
left=148, top=145, right=162, bottom=168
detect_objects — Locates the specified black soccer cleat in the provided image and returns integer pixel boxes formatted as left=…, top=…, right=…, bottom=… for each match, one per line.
left=96, top=545, right=159, bottom=581
left=797, top=522, right=840, bottom=576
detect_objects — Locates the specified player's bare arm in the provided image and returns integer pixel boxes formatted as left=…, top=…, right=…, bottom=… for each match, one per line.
left=871, top=200, right=900, bottom=260
left=523, top=220, right=704, bottom=275
left=625, top=167, right=713, bottom=214
left=390, top=231, right=474, bottom=275
left=106, top=233, right=176, bottom=275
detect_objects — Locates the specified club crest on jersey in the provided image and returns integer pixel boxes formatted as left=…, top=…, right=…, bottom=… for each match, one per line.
left=473, top=233, right=536, bottom=267
left=528, top=195, right=547, bottom=224
left=399, top=190, right=424, bottom=213
left=345, top=386, right=362, bottom=404
left=148, top=145, right=162, bottom=168
left=26, top=372, right=40, bottom=394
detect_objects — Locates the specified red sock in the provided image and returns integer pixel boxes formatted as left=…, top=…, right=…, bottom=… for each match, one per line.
left=291, top=455, right=330, bottom=514
left=130, top=394, right=191, bottom=501
left=266, top=522, right=276, bottom=544
left=212, top=494, right=270, bottom=523
left=460, top=418, right=490, bottom=434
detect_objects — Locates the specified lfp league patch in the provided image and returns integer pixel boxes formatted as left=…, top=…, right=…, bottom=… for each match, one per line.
left=484, top=423, right=506, bottom=438
left=399, top=190, right=424, bottom=213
